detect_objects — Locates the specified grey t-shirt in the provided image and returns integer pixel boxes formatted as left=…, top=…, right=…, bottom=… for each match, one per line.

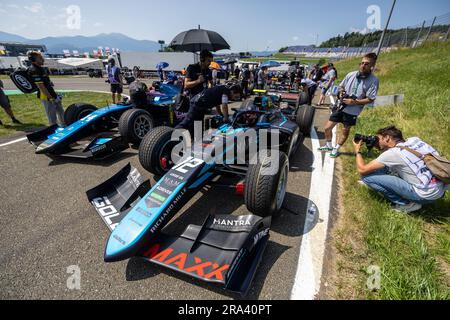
left=376, top=148, right=445, bottom=200
left=339, top=71, right=379, bottom=116
left=323, top=69, right=336, bottom=81
left=257, top=69, right=265, bottom=84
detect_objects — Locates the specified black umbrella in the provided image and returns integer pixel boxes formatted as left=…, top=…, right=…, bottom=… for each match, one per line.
left=169, top=26, right=230, bottom=52
left=223, top=58, right=238, bottom=65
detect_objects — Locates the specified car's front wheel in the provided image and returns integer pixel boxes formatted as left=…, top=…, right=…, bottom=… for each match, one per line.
left=118, top=109, right=155, bottom=145
left=139, top=126, right=176, bottom=176
left=245, top=150, right=289, bottom=217
left=64, top=103, right=98, bottom=125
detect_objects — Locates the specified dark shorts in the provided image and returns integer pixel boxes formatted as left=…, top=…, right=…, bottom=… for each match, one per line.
left=110, top=84, right=123, bottom=94
left=0, top=91, right=11, bottom=109
left=329, top=109, right=358, bottom=127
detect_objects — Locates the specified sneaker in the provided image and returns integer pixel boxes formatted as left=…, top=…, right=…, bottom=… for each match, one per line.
left=393, top=202, right=422, bottom=213
left=358, top=180, right=368, bottom=188
left=330, top=150, right=340, bottom=158
left=318, top=146, right=333, bottom=152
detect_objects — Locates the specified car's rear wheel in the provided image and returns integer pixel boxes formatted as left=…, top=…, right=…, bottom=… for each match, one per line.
left=64, top=103, right=98, bottom=125
left=245, top=150, right=289, bottom=217
left=295, top=91, right=309, bottom=108
left=119, top=109, right=154, bottom=145
left=139, top=126, right=177, bottom=176
left=296, top=105, right=316, bottom=136
left=286, top=128, right=300, bottom=158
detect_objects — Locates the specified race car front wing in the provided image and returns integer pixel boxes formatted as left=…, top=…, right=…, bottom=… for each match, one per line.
left=86, top=163, right=271, bottom=296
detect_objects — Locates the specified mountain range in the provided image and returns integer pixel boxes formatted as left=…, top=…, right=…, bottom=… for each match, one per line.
left=0, top=31, right=161, bottom=54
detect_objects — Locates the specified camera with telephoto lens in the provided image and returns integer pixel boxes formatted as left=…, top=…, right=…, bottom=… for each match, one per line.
left=354, top=134, right=379, bottom=150
left=333, top=91, right=358, bottom=112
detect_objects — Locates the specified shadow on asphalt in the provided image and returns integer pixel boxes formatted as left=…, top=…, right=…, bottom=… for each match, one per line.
left=123, top=180, right=318, bottom=300
left=47, top=151, right=137, bottom=167
left=124, top=240, right=290, bottom=300
left=289, top=137, right=314, bottom=173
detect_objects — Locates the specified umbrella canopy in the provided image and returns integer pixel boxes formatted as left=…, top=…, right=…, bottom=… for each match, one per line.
left=156, top=62, right=169, bottom=69
left=169, top=27, right=230, bottom=52
left=209, top=61, right=221, bottom=70
left=260, top=60, right=281, bottom=68
left=223, top=58, right=238, bottom=65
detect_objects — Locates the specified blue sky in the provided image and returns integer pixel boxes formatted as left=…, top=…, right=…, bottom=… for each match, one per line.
left=1, top=0, right=449, bottom=51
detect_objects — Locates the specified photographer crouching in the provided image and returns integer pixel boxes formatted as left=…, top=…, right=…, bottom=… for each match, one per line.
left=353, top=126, right=448, bottom=213
left=318, top=53, right=379, bottom=158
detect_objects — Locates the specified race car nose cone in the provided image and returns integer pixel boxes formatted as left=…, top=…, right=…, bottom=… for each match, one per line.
left=35, top=144, right=48, bottom=154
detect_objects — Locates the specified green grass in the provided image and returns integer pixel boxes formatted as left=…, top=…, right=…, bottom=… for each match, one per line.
left=0, top=92, right=111, bottom=137
left=330, top=42, right=450, bottom=300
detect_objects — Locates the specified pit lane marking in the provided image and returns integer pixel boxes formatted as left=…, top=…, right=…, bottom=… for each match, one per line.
left=0, top=137, right=27, bottom=148
left=290, top=125, right=336, bottom=300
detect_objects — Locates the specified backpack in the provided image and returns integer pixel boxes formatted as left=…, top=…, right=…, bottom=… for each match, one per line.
left=10, top=68, right=38, bottom=94
left=399, top=147, right=450, bottom=184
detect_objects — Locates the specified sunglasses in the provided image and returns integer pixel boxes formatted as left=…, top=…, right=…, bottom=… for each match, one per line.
left=360, top=62, right=371, bottom=66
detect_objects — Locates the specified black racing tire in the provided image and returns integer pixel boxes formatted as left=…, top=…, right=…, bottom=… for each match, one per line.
left=245, top=151, right=289, bottom=217
left=295, top=91, right=309, bottom=108
left=118, top=109, right=155, bottom=145
left=139, top=126, right=175, bottom=176
left=64, top=103, right=98, bottom=125
left=296, top=105, right=316, bottom=136
left=286, top=128, right=301, bottom=159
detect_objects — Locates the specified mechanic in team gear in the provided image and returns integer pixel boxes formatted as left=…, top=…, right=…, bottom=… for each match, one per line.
left=240, top=64, right=252, bottom=98
left=300, top=78, right=318, bottom=105
left=105, top=57, right=123, bottom=104
left=257, top=67, right=267, bottom=90
left=0, top=80, right=21, bottom=126
left=175, top=83, right=242, bottom=134
left=318, top=53, right=379, bottom=158
left=184, top=50, right=214, bottom=98
left=27, top=51, right=65, bottom=127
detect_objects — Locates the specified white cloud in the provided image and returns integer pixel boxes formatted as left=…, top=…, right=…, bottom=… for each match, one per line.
left=24, top=2, right=43, bottom=13
left=350, top=27, right=370, bottom=34
left=7, top=4, right=20, bottom=9
left=292, top=36, right=299, bottom=41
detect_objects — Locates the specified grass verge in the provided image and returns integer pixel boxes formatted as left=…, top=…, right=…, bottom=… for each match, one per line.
left=0, top=92, right=111, bottom=137
left=326, top=42, right=450, bottom=300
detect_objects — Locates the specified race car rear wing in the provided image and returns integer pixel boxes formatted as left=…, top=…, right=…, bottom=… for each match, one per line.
left=86, top=164, right=271, bottom=296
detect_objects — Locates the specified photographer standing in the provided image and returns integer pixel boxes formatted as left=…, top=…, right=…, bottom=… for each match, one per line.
left=318, top=53, right=379, bottom=158
left=353, top=126, right=447, bottom=213
left=27, top=51, right=65, bottom=127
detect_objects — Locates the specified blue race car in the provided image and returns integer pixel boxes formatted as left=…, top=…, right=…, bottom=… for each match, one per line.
left=86, top=94, right=315, bottom=295
left=27, top=82, right=185, bottom=160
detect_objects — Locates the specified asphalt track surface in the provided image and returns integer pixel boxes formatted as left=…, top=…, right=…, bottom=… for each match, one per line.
left=0, top=78, right=331, bottom=300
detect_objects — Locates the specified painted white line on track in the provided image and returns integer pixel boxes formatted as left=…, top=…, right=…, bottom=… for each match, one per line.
left=0, top=137, right=27, bottom=148
left=0, top=91, right=130, bottom=148
left=290, top=125, right=336, bottom=300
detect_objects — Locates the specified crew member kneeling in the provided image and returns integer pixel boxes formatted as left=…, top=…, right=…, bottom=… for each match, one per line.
left=175, top=84, right=242, bottom=134
left=353, top=126, right=447, bottom=213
